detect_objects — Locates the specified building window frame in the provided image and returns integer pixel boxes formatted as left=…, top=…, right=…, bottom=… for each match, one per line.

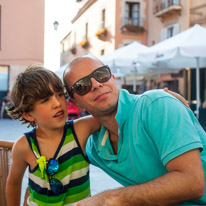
left=125, top=2, right=140, bottom=26
left=102, top=9, right=105, bottom=29
left=161, top=23, right=179, bottom=41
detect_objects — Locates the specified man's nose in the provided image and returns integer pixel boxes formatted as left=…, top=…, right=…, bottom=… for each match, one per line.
left=90, top=77, right=102, bottom=91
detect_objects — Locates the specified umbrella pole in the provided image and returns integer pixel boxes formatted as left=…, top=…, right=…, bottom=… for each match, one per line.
left=133, top=65, right=137, bottom=93
left=195, top=57, right=200, bottom=119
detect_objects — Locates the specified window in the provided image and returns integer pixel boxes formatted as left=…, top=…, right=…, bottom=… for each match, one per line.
left=102, top=9, right=105, bottom=28
left=101, top=49, right=104, bottom=55
left=161, top=23, right=179, bottom=40
left=125, top=2, right=140, bottom=25
left=85, top=23, right=88, bottom=40
left=167, top=26, right=173, bottom=38
left=74, top=32, right=76, bottom=45
left=61, top=43, right=64, bottom=53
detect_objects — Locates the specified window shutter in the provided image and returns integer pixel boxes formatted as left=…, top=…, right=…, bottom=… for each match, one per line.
left=173, top=23, right=180, bottom=36
left=125, top=4, right=129, bottom=24
left=161, top=27, right=167, bottom=41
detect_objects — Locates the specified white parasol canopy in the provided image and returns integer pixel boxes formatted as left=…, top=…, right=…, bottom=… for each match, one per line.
left=138, top=24, right=206, bottom=119
left=99, top=41, right=148, bottom=92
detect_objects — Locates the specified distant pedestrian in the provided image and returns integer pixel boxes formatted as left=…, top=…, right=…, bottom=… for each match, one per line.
left=0, top=91, right=11, bottom=118
left=6, top=64, right=100, bottom=206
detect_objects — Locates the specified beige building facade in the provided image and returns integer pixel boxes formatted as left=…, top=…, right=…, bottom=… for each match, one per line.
left=0, top=0, right=45, bottom=99
left=146, top=0, right=206, bottom=109
left=61, top=0, right=148, bottom=66
left=60, top=0, right=206, bottom=106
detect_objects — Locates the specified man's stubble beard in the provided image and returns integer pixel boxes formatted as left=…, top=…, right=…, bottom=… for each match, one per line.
left=89, top=101, right=118, bottom=118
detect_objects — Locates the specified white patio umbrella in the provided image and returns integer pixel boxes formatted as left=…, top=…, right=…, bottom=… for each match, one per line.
left=138, top=24, right=206, bottom=119
left=100, top=41, right=148, bottom=73
left=55, top=64, right=68, bottom=79
left=99, top=41, right=148, bottom=92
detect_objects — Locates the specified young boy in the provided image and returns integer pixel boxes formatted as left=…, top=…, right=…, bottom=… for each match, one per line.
left=6, top=64, right=100, bottom=206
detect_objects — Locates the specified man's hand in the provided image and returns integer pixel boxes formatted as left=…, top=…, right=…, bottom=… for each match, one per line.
left=163, top=87, right=190, bottom=109
left=74, top=191, right=121, bottom=206
left=75, top=193, right=105, bottom=206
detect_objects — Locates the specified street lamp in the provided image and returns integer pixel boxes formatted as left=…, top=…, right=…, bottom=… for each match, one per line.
left=53, top=21, right=59, bottom=31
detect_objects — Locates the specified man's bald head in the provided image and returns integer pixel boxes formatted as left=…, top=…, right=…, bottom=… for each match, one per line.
left=63, top=55, right=104, bottom=95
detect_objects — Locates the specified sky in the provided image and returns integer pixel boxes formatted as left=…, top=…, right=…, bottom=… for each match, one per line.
left=44, top=0, right=78, bottom=71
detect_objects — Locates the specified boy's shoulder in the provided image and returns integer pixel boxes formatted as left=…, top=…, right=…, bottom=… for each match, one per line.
left=13, top=135, right=30, bottom=157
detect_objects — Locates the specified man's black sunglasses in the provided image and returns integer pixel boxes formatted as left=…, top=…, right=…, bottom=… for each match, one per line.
left=69, top=65, right=111, bottom=97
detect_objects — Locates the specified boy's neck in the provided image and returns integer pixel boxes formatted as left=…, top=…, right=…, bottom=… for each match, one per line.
left=35, top=126, right=64, bottom=140
left=35, top=126, right=65, bottom=160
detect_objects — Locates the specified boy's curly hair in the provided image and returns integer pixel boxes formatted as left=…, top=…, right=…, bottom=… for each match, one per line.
left=8, top=64, right=67, bottom=127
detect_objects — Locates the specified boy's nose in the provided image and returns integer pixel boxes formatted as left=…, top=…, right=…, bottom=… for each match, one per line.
left=52, top=96, right=61, bottom=107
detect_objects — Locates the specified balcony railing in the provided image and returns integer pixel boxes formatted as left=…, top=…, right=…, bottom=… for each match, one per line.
left=121, top=17, right=145, bottom=28
left=190, top=4, right=206, bottom=26
left=120, top=17, right=145, bottom=34
left=153, top=0, right=181, bottom=17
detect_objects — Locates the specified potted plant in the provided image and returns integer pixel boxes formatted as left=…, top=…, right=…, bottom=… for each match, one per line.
left=70, top=47, right=77, bottom=54
left=121, top=24, right=145, bottom=34
left=96, top=28, right=107, bottom=38
left=80, top=40, right=89, bottom=48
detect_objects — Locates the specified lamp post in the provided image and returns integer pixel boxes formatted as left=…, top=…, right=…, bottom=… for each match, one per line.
left=52, top=21, right=60, bottom=70
left=53, top=21, right=59, bottom=31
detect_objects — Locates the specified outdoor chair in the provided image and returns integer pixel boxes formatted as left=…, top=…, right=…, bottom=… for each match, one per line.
left=0, top=140, right=13, bottom=206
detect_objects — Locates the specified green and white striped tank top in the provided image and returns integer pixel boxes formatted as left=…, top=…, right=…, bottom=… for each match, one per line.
left=25, top=120, right=90, bottom=205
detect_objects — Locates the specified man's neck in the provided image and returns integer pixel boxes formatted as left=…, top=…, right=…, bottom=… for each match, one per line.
left=98, top=114, right=119, bottom=155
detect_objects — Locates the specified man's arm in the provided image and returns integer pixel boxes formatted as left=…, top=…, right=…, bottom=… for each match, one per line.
left=75, top=149, right=204, bottom=206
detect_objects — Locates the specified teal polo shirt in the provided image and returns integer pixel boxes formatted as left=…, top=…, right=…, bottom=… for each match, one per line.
left=86, top=89, right=206, bottom=205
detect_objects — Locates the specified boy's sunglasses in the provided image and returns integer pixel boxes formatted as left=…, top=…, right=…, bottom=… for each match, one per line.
left=69, top=65, right=111, bottom=97
left=47, top=159, right=64, bottom=195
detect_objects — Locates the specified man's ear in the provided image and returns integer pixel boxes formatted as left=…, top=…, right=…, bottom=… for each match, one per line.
left=69, top=98, right=77, bottom=106
left=69, top=98, right=84, bottom=113
left=22, top=112, right=35, bottom=122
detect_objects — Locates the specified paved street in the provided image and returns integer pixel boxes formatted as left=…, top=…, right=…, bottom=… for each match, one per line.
left=0, top=119, right=122, bottom=205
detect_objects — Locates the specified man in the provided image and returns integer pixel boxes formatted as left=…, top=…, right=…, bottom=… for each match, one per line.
left=63, top=55, right=206, bottom=205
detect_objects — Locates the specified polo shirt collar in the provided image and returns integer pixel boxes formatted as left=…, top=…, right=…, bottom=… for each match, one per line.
left=115, top=89, right=135, bottom=127
left=93, top=89, right=137, bottom=160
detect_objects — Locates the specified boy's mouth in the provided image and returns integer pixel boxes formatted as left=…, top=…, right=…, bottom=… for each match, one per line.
left=54, top=110, right=64, bottom=118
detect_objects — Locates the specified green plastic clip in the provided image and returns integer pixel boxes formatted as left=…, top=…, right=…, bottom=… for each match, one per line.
left=37, top=156, right=47, bottom=178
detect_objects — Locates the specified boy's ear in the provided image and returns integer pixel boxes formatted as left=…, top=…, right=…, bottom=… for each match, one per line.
left=22, top=112, right=35, bottom=122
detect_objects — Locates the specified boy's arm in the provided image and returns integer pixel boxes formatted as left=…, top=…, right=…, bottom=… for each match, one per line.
left=73, top=115, right=101, bottom=153
left=23, top=187, right=30, bottom=206
left=6, top=136, right=28, bottom=206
